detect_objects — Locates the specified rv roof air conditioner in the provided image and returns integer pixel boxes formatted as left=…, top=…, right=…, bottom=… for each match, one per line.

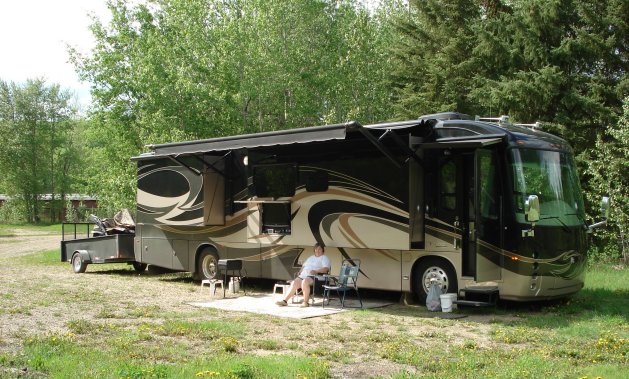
left=514, top=121, right=542, bottom=130
left=474, top=115, right=510, bottom=124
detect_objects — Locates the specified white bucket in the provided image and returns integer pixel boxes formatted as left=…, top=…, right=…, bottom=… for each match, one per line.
left=440, top=293, right=457, bottom=313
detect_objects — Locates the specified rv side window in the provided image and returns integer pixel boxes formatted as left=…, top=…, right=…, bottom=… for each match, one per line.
left=305, top=170, right=329, bottom=192
left=253, top=164, right=297, bottom=198
left=260, top=202, right=291, bottom=235
left=479, top=150, right=498, bottom=220
left=440, top=161, right=457, bottom=211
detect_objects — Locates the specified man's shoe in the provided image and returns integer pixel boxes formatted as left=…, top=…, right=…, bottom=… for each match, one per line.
left=275, top=300, right=287, bottom=306
left=300, top=302, right=310, bottom=308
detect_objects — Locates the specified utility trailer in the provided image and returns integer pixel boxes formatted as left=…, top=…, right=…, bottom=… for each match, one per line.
left=61, top=216, right=146, bottom=273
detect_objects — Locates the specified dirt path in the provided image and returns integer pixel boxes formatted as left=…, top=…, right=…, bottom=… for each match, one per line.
left=0, top=231, right=60, bottom=259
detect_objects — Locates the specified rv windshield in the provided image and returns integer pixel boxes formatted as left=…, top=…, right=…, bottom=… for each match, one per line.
left=510, top=148, right=585, bottom=227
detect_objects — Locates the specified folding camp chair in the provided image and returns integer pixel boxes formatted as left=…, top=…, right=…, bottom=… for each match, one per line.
left=322, top=259, right=362, bottom=308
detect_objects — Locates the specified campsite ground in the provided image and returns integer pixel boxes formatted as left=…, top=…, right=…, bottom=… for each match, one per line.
left=0, top=226, right=627, bottom=378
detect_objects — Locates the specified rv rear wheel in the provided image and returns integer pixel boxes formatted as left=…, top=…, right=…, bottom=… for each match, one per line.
left=132, top=262, right=147, bottom=273
left=414, top=258, right=458, bottom=302
left=72, top=252, right=87, bottom=274
left=197, top=249, right=219, bottom=281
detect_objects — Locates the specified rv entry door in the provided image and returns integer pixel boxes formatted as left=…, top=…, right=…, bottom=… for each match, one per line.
left=433, top=147, right=502, bottom=281
left=474, top=149, right=502, bottom=282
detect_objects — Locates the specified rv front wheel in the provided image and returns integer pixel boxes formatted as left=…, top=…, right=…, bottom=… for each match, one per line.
left=197, top=249, right=219, bottom=281
left=72, top=252, right=87, bottom=274
left=414, top=258, right=458, bottom=302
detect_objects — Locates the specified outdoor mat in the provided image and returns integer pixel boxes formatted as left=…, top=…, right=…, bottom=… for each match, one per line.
left=433, top=312, right=467, bottom=319
left=190, top=294, right=393, bottom=319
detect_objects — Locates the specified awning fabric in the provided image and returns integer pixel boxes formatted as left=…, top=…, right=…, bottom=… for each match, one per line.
left=133, top=123, right=352, bottom=160
left=132, top=120, right=505, bottom=162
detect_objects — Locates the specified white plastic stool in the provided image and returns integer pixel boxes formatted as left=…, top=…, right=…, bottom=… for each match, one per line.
left=202, top=279, right=224, bottom=297
left=273, top=282, right=290, bottom=299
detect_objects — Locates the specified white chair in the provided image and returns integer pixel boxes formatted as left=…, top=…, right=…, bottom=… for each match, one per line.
left=201, top=279, right=224, bottom=298
left=273, top=282, right=290, bottom=299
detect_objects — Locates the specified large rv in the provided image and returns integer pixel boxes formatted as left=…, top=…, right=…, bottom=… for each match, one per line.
left=64, top=112, right=605, bottom=302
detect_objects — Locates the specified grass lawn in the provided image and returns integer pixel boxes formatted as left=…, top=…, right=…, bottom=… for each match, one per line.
left=1, top=247, right=627, bottom=378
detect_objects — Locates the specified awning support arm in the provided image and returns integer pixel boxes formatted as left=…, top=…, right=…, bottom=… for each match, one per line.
left=192, top=152, right=231, bottom=178
left=168, top=155, right=201, bottom=176
left=386, top=130, right=424, bottom=168
left=356, top=125, right=402, bottom=168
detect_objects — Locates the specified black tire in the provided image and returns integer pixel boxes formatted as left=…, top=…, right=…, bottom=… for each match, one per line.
left=197, top=248, right=219, bottom=281
left=132, top=262, right=147, bottom=273
left=414, top=258, right=458, bottom=302
left=71, top=252, right=87, bottom=274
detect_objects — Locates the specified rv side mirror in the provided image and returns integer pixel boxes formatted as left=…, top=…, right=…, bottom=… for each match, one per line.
left=588, top=196, right=610, bottom=233
left=600, top=196, right=609, bottom=219
left=525, top=195, right=540, bottom=223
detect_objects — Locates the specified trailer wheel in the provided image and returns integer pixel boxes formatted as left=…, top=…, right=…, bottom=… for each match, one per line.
left=414, top=258, right=458, bottom=302
left=197, top=248, right=219, bottom=281
left=72, top=252, right=87, bottom=274
left=132, top=262, right=147, bottom=273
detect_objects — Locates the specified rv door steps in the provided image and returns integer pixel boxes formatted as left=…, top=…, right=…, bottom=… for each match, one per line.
left=452, top=286, right=499, bottom=307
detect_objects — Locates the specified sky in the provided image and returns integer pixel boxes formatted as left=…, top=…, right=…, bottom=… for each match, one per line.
left=0, top=0, right=385, bottom=111
left=0, top=0, right=111, bottom=110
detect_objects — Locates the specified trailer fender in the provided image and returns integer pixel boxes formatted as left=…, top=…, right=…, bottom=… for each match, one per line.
left=74, top=250, right=92, bottom=263
left=71, top=250, right=91, bottom=274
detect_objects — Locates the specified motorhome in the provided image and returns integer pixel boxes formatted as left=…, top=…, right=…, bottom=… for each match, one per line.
left=65, top=112, right=605, bottom=302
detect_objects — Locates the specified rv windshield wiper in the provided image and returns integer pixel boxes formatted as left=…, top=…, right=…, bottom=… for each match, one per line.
left=540, top=215, right=571, bottom=233
left=564, top=212, right=588, bottom=229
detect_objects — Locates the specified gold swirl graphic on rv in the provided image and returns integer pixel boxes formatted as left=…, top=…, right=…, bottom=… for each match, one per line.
left=334, top=213, right=407, bottom=250
left=428, top=219, right=581, bottom=279
left=548, top=251, right=580, bottom=277
left=137, top=164, right=204, bottom=225
left=300, top=166, right=403, bottom=205
left=259, top=245, right=294, bottom=261
left=425, top=225, right=460, bottom=241
left=477, top=238, right=579, bottom=266
left=337, top=213, right=362, bottom=247
left=295, top=166, right=406, bottom=215
left=156, top=209, right=248, bottom=235
left=339, top=222, right=360, bottom=247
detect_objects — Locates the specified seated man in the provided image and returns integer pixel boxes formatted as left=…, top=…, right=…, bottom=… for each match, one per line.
left=276, top=243, right=330, bottom=308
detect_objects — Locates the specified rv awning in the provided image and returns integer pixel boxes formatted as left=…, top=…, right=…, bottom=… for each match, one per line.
left=132, top=123, right=355, bottom=160
left=132, top=120, right=427, bottom=161
left=419, top=135, right=504, bottom=149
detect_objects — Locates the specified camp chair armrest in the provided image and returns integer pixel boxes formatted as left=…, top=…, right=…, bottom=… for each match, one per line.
left=322, top=274, right=341, bottom=286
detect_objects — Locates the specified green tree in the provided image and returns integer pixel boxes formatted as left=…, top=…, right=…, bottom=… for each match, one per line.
left=469, top=0, right=627, bottom=148
left=0, top=79, right=79, bottom=222
left=390, top=0, right=627, bottom=260
left=71, top=0, right=397, bottom=210
left=391, top=0, right=485, bottom=118
left=587, top=97, right=629, bottom=263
